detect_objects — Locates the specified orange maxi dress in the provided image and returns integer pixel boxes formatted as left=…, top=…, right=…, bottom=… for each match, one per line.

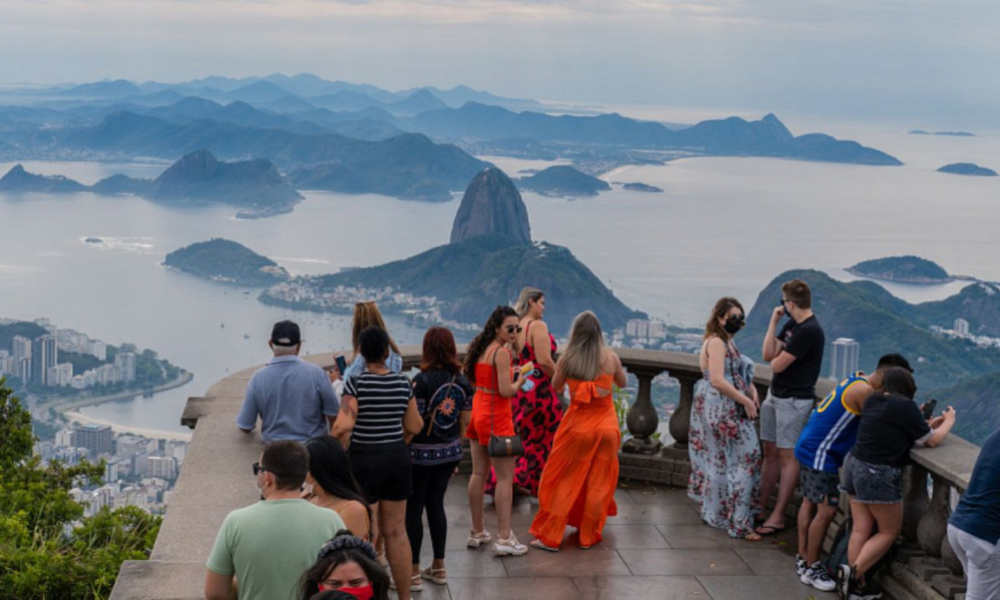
left=529, top=372, right=620, bottom=548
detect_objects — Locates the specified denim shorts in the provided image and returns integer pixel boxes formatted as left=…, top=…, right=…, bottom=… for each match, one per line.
left=839, top=454, right=904, bottom=504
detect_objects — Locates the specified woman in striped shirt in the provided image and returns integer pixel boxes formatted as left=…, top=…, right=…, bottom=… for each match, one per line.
left=332, top=326, right=423, bottom=600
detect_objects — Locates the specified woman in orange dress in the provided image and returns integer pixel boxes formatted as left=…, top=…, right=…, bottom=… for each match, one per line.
left=529, top=311, right=627, bottom=551
left=463, top=305, right=529, bottom=557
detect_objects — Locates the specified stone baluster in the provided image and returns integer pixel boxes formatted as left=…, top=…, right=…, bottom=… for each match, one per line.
left=902, top=465, right=930, bottom=542
left=668, top=372, right=699, bottom=450
left=917, top=474, right=951, bottom=557
left=623, top=366, right=665, bottom=454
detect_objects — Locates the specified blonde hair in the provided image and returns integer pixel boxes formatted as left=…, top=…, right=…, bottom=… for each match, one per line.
left=558, top=311, right=605, bottom=381
left=514, top=287, right=544, bottom=318
left=351, top=301, right=401, bottom=358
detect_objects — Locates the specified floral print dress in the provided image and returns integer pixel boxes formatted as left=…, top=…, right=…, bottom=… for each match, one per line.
left=687, top=340, right=761, bottom=538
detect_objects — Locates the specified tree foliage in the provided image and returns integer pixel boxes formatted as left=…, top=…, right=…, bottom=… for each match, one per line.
left=0, top=378, right=162, bottom=598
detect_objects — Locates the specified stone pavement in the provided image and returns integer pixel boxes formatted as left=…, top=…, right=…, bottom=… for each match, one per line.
left=399, top=475, right=840, bottom=600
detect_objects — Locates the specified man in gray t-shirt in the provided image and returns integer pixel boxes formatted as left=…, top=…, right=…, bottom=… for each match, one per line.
left=236, top=320, right=339, bottom=442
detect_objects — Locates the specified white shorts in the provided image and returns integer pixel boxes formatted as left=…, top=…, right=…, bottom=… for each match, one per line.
left=947, top=524, right=1000, bottom=600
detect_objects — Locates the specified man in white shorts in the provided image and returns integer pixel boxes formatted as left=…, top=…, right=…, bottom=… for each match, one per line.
left=757, top=279, right=825, bottom=537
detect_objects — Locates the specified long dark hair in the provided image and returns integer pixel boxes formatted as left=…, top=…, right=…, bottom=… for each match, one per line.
left=419, top=326, right=462, bottom=373
left=704, top=296, right=744, bottom=342
left=305, top=436, right=371, bottom=534
left=463, top=305, right=518, bottom=383
left=299, top=531, right=390, bottom=600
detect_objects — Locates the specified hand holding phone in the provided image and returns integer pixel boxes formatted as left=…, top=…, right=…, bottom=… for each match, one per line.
left=921, top=398, right=938, bottom=421
left=335, top=355, right=348, bottom=375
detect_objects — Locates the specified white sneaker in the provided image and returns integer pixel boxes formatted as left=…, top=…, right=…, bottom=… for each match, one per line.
left=795, top=553, right=807, bottom=576
left=493, top=533, right=529, bottom=556
left=801, top=562, right=837, bottom=592
left=467, top=529, right=492, bottom=549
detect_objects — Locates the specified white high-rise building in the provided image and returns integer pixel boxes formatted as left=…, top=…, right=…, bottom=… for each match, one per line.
left=89, top=341, right=107, bottom=362
left=116, top=352, right=137, bottom=382
left=32, top=335, right=58, bottom=385
left=831, top=338, right=860, bottom=382
left=11, top=335, right=31, bottom=363
left=954, top=318, right=970, bottom=336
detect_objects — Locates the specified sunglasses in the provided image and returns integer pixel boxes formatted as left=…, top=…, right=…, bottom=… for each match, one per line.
left=252, top=462, right=270, bottom=476
left=728, top=314, right=746, bottom=328
left=505, top=325, right=523, bottom=334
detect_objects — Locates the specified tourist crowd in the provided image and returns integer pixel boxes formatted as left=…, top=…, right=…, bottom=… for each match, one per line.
left=206, top=281, right=998, bottom=600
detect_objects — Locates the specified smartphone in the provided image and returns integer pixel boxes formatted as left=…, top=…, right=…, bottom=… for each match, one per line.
left=921, top=398, right=938, bottom=420
left=335, top=355, right=348, bottom=375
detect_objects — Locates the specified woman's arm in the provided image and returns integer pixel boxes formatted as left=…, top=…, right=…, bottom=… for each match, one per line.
left=611, top=352, right=627, bottom=388
left=495, top=348, right=523, bottom=398
left=403, top=397, right=423, bottom=443
left=531, top=321, right=556, bottom=378
left=706, top=338, right=756, bottom=418
left=551, top=361, right=566, bottom=395
left=923, top=406, right=956, bottom=448
left=331, top=395, right=358, bottom=447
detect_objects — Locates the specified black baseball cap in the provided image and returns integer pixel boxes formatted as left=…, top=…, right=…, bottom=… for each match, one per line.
left=270, top=320, right=301, bottom=346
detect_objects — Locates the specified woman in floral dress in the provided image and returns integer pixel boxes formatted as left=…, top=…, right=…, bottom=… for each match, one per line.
left=687, top=297, right=762, bottom=540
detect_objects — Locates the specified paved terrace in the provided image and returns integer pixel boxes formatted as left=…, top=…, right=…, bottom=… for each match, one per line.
left=111, top=348, right=981, bottom=600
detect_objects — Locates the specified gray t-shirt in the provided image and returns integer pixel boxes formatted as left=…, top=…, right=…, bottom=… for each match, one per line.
left=207, top=499, right=345, bottom=600
left=236, top=355, right=340, bottom=442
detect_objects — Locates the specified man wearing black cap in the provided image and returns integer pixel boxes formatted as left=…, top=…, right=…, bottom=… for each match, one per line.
left=236, top=320, right=340, bottom=442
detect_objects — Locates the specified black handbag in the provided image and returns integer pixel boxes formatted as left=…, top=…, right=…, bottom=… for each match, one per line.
left=487, top=347, right=524, bottom=458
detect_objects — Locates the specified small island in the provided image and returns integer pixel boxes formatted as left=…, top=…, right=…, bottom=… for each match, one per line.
left=847, top=256, right=953, bottom=285
left=164, top=238, right=290, bottom=286
left=84, top=237, right=103, bottom=244
left=516, top=165, right=611, bottom=197
left=937, top=163, right=998, bottom=177
left=909, top=130, right=975, bottom=137
left=622, top=182, right=664, bottom=193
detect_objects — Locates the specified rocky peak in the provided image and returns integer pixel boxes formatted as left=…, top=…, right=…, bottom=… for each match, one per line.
left=450, top=167, right=531, bottom=245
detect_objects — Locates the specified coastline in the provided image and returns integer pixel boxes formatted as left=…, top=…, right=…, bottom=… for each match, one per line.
left=46, top=371, right=195, bottom=440
left=844, top=268, right=955, bottom=286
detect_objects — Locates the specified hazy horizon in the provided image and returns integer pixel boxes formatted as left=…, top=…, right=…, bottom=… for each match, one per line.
left=2, top=1, right=997, bottom=127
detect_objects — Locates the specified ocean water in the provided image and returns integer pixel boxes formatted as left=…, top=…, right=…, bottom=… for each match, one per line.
left=1, top=122, right=998, bottom=435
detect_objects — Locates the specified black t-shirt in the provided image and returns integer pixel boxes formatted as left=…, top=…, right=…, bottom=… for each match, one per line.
left=851, top=393, right=932, bottom=468
left=770, top=315, right=825, bottom=399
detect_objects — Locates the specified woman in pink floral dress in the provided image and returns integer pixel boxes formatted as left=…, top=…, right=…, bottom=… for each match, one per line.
left=687, top=297, right=762, bottom=540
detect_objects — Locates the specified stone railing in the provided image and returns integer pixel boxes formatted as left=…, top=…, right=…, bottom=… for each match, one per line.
left=110, top=346, right=978, bottom=600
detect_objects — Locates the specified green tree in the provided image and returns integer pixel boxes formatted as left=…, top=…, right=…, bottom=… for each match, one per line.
left=0, top=377, right=161, bottom=598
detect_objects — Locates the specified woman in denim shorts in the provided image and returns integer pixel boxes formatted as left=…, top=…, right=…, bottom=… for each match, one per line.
left=838, top=367, right=956, bottom=600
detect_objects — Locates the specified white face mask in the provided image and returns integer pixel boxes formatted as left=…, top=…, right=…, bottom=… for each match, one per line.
left=302, top=482, right=315, bottom=497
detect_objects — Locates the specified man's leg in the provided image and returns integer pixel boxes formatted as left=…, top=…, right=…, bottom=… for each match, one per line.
left=807, top=500, right=838, bottom=564
left=768, top=449, right=800, bottom=526
left=797, top=497, right=815, bottom=558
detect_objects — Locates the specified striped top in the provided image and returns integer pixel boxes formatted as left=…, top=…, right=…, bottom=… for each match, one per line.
left=794, top=372, right=867, bottom=473
left=343, top=372, right=413, bottom=446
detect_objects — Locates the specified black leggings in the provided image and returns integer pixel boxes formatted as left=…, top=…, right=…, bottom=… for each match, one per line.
left=406, top=460, right=459, bottom=564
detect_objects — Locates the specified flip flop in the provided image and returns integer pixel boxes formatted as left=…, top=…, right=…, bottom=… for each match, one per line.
left=754, top=523, right=786, bottom=536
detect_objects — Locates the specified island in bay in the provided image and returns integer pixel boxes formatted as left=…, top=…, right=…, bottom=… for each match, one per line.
left=516, top=165, right=611, bottom=197
left=937, top=163, right=998, bottom=177
left=164, top=238, right=290, bottom=286
left=846, top=256, right=953, bottom=284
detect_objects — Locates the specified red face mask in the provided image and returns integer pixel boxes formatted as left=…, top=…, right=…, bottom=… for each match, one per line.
left=318, top=583, right=374, bottom=600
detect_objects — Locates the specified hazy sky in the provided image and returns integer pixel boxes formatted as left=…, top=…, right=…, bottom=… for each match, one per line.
left=2, top=0, right=998, bottom=123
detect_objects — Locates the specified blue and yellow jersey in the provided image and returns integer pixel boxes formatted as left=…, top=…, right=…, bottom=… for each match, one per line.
left=794, top=372, right=869, bottom=473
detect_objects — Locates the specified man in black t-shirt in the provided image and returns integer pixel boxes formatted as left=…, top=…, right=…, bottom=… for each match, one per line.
left=756, top=279, right=826, bottom=536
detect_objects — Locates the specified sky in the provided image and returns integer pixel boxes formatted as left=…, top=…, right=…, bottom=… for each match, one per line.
left=2, top=0, right=998, bottom=125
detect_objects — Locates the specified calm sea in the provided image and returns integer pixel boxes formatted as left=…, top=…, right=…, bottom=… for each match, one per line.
left=1, top=120, right=997, bottom=435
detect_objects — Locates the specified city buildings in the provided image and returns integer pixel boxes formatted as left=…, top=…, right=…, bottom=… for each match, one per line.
left=31, top=334, right=58, bottom=385
left=71, top=424, right=114, bottom=457
left=954, top=318, right=970, bottom=336
left=830, top=338, right=860, bottom=381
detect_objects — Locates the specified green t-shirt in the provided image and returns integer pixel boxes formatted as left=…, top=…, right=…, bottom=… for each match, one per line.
left=207, top=499, right=346, bottom=600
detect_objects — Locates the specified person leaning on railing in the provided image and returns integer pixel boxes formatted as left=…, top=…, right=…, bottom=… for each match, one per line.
left=837, top=367, right=956, bottom=600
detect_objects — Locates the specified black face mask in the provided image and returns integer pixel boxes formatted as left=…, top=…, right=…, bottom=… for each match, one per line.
left=724, top=316, right=744, bottom=335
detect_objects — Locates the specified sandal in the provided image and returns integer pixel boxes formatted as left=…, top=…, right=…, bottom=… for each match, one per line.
left=420, top=567, right=447, bottom=585
left=754, top=523, right=786, bottom=536
left=743, top=532, right=763, bottom=542
left=389, top=574, right=423, bottom=592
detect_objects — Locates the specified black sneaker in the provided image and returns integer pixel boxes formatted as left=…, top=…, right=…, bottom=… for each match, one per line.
left=849, top=579, right=883, bottom=600
left=837, top=564, right=854, bottom=599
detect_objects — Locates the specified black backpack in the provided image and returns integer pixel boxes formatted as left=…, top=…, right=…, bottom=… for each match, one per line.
left=420, top=374, right=466, bottom=439
left=825, top=515, right=896, bottom=577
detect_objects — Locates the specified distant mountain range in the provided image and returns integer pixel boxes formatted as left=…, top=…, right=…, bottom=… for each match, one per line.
left=0, top=150, right=303, bottom=218
left=740, top=270, right=1000, bottom=393
left=930, top=371, right=1000, bottom=445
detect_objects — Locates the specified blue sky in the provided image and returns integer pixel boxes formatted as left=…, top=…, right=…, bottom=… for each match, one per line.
left=2, top=0, right=997, bottom=122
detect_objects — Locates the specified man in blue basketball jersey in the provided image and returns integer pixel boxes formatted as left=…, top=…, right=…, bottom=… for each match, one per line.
left=793, top=354, right=913, bottom=592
